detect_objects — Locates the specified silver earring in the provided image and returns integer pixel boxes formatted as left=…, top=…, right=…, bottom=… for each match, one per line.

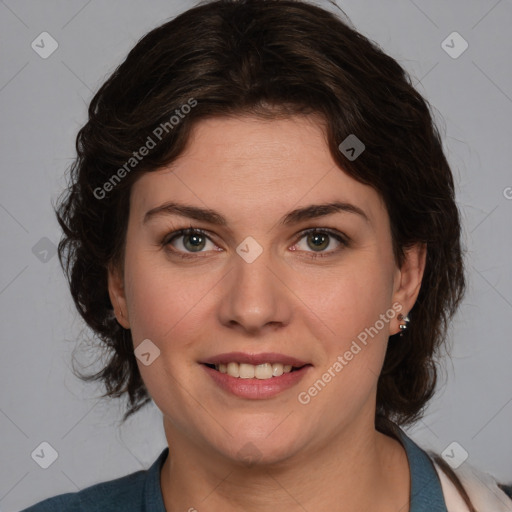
left=398, top=313, right=409, bottom=336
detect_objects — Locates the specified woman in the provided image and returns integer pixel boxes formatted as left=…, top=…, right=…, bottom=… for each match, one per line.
left=22, top=0, right=512, bottom=510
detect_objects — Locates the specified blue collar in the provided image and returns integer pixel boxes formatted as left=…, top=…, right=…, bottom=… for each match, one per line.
left=392, top=426, right=448, bottom=512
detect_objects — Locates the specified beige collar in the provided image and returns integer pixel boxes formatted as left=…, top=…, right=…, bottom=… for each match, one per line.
left=432, top=459, right=512, bottom=512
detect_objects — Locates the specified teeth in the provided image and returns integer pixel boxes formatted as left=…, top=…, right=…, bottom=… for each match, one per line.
left=255, top=363, right=272, bottom=379
left=239, top=363, right=255, bottom=379
left=213, top=362, right=298, bottom=380
left=272, top=363, right=284, bottom=377
left=227, top=362, right=239, bottom=377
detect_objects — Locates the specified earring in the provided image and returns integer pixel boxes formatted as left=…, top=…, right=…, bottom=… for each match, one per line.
left=112, top=296, right=125, bottom=321
left=108, top=307, right=124, bottom=324
left=397, top=313, right=410, bottom=336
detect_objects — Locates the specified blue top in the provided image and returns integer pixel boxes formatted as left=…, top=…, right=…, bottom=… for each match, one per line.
left=21, top=427, right=448, bottom=511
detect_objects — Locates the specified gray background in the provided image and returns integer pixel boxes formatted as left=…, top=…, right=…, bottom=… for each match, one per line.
left=1, top=0, right=511, bottom=510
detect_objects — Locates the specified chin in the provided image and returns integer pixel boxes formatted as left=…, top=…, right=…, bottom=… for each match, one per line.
left=215, top=429, right=307, bottom=468
left=229, top=442, right=296, bottom=467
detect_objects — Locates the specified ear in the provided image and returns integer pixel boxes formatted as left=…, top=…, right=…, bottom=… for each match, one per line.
left=107, top=262, right=130, bottom=329
left=391, top=243, right=427, bottom=335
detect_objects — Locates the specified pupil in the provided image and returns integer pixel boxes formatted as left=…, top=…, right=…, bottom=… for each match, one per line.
left=309, top=233, right=328, bottom=251
left=186, top=234, right=205, bottom=251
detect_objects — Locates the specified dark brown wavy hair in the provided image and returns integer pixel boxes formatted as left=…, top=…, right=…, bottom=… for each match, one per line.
left=56, top=0, right=465, bottom=427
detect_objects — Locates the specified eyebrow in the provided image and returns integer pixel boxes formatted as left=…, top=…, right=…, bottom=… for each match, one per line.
left=143, top=200, right=369, bottom=226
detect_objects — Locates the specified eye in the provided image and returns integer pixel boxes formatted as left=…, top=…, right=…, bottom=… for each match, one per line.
left=162, top=226, right=349, bottom=260
left=291, top=228, right=348, bottom=258
left=163, top=228, right=219, bottom=257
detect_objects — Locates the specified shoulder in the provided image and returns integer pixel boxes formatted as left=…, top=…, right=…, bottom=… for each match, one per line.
left=383, top=420, right=512, bottom=511
left=22, top=446, right=169, bottom=512
left=21, top=466, right=149, bottom=512
left=428, top=452, right=512, bottom=512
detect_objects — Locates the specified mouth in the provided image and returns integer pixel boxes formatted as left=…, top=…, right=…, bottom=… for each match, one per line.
left=200, top=352, right=312, bottom=399
left=203, top=362, right=308, bottom=380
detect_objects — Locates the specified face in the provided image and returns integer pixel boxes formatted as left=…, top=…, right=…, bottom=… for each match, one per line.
left=109, top=115, right=424, bottom=466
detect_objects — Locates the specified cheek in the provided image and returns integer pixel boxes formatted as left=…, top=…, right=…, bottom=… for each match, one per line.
left=122, top=255, right=212, bottom=412
left=294, top=265, right=394, bottom=423
left=122, top=250, right=207, bottom=345
left=298, top=258, right=395, bottom=342
left=294, top=253, right=396, bottom=407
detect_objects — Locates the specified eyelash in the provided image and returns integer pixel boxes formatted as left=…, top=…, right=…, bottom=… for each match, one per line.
left=162, top=226, right=349, bottom=260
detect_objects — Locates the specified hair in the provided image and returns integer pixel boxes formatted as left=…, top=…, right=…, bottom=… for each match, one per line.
left=56, top=0, right=465, bottom=428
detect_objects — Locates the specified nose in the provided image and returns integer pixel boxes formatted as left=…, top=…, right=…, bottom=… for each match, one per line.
left=216, top=246, right=293, bottom=335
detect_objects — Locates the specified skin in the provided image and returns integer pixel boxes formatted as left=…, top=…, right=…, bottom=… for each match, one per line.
left=108, top=115, right=426, bottom=512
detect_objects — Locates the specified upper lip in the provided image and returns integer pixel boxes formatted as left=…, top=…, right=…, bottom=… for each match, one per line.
left=200, top=352, right=310, bottom=367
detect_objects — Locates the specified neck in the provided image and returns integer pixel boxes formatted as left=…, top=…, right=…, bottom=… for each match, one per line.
left=160, top=415, right=410, bottom=512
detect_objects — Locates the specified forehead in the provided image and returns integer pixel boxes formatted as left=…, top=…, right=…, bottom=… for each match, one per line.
left=130, top=115, right=386, bottom=226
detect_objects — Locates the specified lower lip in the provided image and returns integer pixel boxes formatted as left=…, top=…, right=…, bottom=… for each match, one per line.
left=202, top=364, right=312, bottom=399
